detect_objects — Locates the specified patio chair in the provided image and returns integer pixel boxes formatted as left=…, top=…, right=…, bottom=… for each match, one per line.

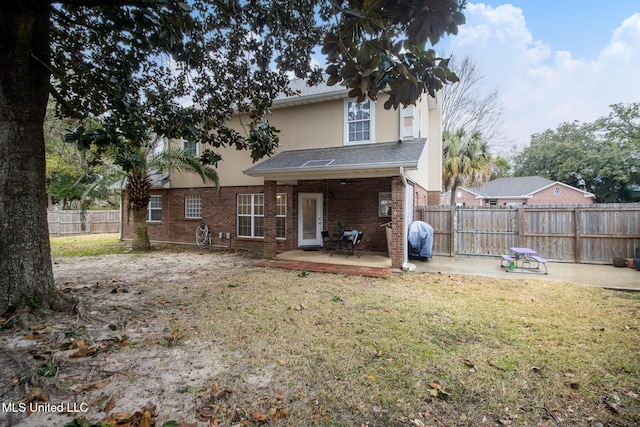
left=322, top=230, right=337, bottom=252
left=346, top=230, right=363, bottom=257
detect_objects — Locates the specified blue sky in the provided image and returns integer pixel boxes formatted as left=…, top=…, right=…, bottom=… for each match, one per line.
left=478, top=1, right=639, bottom=60
left=436, top=1, right=640, bottom=154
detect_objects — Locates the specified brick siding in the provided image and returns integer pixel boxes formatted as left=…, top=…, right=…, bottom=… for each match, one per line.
left=122, top=177, right=403, bottom=255
left=122, top=176, right=438, bottom=265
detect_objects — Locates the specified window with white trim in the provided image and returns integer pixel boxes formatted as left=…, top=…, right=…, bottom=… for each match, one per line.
left=237, top=193, right=287, bottom=238
left=345, top=99, right=374, bottom=144
left=379, top=192, right=392, bottom=217
left=185, top=194, right=202, bottom=219
left=146, top=195, right=162, bottom=222
left=276, top=193, right=287, bottom=239
left=182, top=140, right=198, bottom=157
left=237, top=194, right=264, bottom=237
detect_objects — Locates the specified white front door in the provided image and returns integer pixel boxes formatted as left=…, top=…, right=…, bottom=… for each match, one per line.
left=298, top=193, right=323, bottom=247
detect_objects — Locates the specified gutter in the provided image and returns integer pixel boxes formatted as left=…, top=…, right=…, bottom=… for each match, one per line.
left=272, top=89, right=348, bottom=108
left=475, top=195, right=534, bottom=200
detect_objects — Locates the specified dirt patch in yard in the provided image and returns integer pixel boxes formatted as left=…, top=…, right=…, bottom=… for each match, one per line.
left=1, top=248, right=256, bottom=426
left=1, top=245, right=639, bottom=426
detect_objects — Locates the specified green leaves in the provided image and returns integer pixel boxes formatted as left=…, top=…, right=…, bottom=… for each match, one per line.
left=513, top=104, right=640, bottom=203
left=37, top=362, right=58, bottom=378
left=323, top=0, right=466, bottom=109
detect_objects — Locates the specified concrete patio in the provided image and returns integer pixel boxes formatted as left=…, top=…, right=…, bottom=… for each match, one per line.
left=271, top=250, right=640, bottom=291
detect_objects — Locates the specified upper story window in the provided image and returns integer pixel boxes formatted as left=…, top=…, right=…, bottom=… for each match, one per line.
left=182, top=140, right=198, bottom=157
left=345, top=99, right=374, bottom=145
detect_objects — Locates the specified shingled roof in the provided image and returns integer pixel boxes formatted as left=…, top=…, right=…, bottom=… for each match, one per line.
left=244, top=139, right=426, bottom=179
left=461, top=176, right=595, bottom=198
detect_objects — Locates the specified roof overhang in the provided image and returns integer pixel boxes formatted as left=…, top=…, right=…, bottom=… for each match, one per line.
left=243, top=140, right=426, bottom=183
left=476, top=195, right=533, bottom=200
left=245, top=163, right=418, bottom=184
left=272, top=89, right=348, bottom=109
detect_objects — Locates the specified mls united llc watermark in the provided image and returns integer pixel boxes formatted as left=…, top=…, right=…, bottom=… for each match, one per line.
left=2, top=401, right=89, bottom=414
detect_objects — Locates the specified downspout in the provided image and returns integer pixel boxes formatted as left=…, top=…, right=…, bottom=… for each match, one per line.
left=399, top=167, right=415, bottom=271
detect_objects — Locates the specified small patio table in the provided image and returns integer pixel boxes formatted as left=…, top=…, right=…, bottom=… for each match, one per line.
left=331, top=230, right=354, bottom=255
left=502, top=247, right=548, bottom=274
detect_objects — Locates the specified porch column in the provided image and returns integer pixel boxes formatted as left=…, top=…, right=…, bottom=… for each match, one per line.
left=263, top=180, right=277, bottom=259
left=390, top=176, right=404, bottom=269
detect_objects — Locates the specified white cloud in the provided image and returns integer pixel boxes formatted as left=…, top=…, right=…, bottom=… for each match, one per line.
left=599, top=14, right=640, bottom=64
left=447, top=5, right=640, bottom=154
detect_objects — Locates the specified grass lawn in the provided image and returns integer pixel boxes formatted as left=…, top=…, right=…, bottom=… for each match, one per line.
left=202, top=269, right=640, bottom=426
left=17, top=235, right=640, bottom=425
left=50, top=233, right=129, bottom=257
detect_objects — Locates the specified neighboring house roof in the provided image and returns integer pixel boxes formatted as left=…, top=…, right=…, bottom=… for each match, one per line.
left=244, top=139, right=426, bottom=180
left=461, top=176, right=595, bottom=199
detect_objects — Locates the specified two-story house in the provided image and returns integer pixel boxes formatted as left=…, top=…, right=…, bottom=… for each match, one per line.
left=122, top=79, right=443, bottom=269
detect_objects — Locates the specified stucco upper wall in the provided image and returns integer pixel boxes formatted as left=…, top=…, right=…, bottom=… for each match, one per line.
left=170, top=91, right=439, bottom=188
left=404, top=92, right=442, bottom=192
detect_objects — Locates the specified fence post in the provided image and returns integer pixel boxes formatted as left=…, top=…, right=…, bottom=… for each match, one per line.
left=450, top=206, right=456, bottom=257
left=517, top=207, right=524, bottom=247
left=574, top=206, right=581, bottom=263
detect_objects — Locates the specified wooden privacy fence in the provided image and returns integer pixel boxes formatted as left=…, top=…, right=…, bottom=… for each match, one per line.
left=414, top=204, right=640, bottom=264
left=48, top=209, right=120, bottom=235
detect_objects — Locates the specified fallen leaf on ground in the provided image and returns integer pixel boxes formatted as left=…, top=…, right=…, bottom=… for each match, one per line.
left=71, top=339, right=92, bottom=357
left=252, top=409, right=267, bottom=422
left=429, top=383, right=450, bottom=399
left=74, top=379, right=110, bottom=392
left=140, top=410, right=152, bottom=427
left=104, top=396, right=116, bottom=413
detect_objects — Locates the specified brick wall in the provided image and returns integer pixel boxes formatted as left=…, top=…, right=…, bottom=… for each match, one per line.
left=121, top=178, right=398, bottom=254
left=390, top=177, right=404, bottom=268
left=456, top=188, right=484, bottom=206
left=122, top=185, right=294, bottom=253
left=528, top=185, right=594, bottom=205
left=426, top=190, right=441, bottom=206
left=298, top=178, right=393, bottom=253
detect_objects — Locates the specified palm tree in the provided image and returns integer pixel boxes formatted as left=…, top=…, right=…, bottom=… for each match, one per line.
left=123, top=137, right=219, bottom=250
left=442, top=129, right=491, bottom=205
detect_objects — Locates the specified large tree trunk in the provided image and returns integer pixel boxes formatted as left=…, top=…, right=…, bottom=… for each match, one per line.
left=0, top=3, right=65, bottom=314
left=131, top=207, right=151, bottom=251
left=126, top=172, right=152, bottom=251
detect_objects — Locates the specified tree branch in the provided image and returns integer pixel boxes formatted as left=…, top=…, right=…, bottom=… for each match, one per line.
left=52, top=0, right=167, bottom=7
left=49, top=5, right=110, bottom=32
left=48, top=84, right=85, bottom=119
